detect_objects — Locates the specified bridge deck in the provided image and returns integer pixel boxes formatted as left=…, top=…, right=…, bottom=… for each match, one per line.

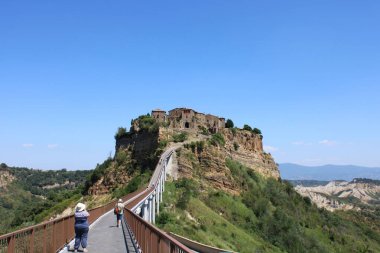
left=61, top=210, right=131, bottom=253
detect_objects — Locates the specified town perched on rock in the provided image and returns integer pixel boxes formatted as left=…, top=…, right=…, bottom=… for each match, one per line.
left=152, top=108, right=226, bottom=133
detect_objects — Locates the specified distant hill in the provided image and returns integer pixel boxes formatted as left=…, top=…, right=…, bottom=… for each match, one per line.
left=0, top=163, right=91, bottom=234
left=293, top=178, right=380, bottom=211
left=279, top=163, right=380, bottom=181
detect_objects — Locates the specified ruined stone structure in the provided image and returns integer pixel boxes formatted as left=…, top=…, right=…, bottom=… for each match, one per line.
left=152, top=108, right=225, bottom=133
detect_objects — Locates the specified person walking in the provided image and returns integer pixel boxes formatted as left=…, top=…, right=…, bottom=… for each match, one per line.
left=73, top=203, right=90, bottom=252
left=114, top=199, right=124, bottom=228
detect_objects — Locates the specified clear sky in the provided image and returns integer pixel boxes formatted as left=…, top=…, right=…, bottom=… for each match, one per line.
left=1, top=1, right=379, bottom=170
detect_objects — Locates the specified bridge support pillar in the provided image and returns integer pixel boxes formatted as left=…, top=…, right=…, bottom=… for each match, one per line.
left=161, top=173, right=165, bottom=192
left=143, top=200, right=149, bottom=221
left=152, top=193, right=156, bottom=223
left=149, top=195, right=154, bottom=223
left=156, top=189, right=160, bottom=215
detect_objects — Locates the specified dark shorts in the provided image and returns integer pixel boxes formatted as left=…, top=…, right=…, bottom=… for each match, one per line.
left=116, top=213, right=123, bottom=221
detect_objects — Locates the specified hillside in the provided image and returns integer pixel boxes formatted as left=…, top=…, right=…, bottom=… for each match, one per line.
left=0, top=163, right=91, bottom=234
left=84, top=108, right=380, bottom=252
left=293, top=179, right=380, bottom=211
left=157, top=148, right=380, bottom=253
left=87, top=108, right=278, bottom=196
left=4, top=108, right=380, bottom=252
left=280, top=163, right=380, bottom=181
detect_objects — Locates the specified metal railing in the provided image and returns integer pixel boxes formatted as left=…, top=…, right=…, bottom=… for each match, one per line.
left=0, top=190, right=142, bottom=253
left=123, top=148, right=193, bottom=253
left=0, top=147, right=192, bottom=253
left=125, top=210, right=190, bottom=253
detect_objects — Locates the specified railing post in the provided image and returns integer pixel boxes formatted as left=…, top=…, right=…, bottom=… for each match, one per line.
left=29, top=228, right=35, bottom=253
left=43, top=224, right=47, bottom=253
left=7, top=234, right=15, bottom=253
left=52, top=221, right=56, bottom=252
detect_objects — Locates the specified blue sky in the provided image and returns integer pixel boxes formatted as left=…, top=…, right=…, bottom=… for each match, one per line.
left=1, top=1, right=379, bottom=170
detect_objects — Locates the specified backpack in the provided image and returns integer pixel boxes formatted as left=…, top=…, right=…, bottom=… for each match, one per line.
left=114, top=207, right=120, bottom=215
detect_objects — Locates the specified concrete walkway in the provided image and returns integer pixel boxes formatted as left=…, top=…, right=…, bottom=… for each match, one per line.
left=61, top=211, right=127, bottom=253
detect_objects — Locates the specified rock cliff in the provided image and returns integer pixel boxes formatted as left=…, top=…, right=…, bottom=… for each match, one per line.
left=295, top=179, right=380, bottom=211
left=88, top=109, right=280, bottom=195
left=0, top=168, right=15, bottom=190
left=175, top=127, right=279, bottom=194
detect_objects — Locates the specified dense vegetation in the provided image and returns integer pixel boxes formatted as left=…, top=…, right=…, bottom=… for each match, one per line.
left=353, top=178, right=380, bottom=185
left=156, top=159, right=380, bottom=253
left=0, top=165, right=91, bottom=234
left=136, top=114, right=159, bottom=133
left=225, top=119, right=234, bottom=128
left=288, top=180, right=330, bottom=187
left=243, top=124, right=263, bottom=138
left=172, top=132, right=188, bottom=143
left=115, top=127, right=130, bottom=140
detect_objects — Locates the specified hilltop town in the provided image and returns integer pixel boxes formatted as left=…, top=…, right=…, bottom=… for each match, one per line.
left=151, top=108, right=225, bottom=133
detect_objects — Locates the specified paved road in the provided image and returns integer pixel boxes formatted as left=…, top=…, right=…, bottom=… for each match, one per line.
left=61, top=210, right=127, bottom=253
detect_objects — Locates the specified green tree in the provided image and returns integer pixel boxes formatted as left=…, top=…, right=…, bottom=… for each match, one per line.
left=243, top=124, right=252, bottom=131
left=225, top=119, right=234, bottom=128
left=114, top=127, right=127, bottom=140
left=253, top=128, right=262, bottom=135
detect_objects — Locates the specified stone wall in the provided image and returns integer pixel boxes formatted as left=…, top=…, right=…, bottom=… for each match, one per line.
left=116, top=131, right=159, bottom=168
left=153, top=108, right=225, bottom=133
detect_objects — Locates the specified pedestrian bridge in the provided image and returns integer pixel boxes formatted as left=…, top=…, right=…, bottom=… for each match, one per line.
left=0, top=147, right=234, bottom=253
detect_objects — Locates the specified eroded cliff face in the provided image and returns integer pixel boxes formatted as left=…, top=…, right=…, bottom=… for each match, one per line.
left=0, top=169, right=15, bottom=190
left=88, top=112, right=279, bottom=196
left=295, top=180, right=380, bottom=211
left=222, top=129, right=279, bottom=179
left=87, top=154, right=135, bottom=195
left=175, top=128, right=279, bottom=194
left=88, top=125, right=161, bottom=195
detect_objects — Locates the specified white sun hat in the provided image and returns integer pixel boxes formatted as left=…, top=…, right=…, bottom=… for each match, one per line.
left=75, top=203, right=86, bottom=212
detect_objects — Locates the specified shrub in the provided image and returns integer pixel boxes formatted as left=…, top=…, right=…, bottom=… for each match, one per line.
left=184, top=141, right=205, bottom=154
left=156, top=211, right=173, bottom=225
left=114, top=127, right=128, bottom=140
left=176, top=191, right=191, bottom=209
left=173, top=132, right=188, bottom=143
left=253, top=128, right=262, bottom=135
left=115, top=149, right=128, bottom=165
left=233, top=142, right=239, bottom=151
left=209, top=133, right=225, bottom=147
left=243, top=124, right=252, bottom=131
left=88, top=158, right=112, bottom=185
left=225, top=119, right=234, bottom=128
left=198, top=125, right=210, bottom=135
left=175, top=178, right=199, bottom=209
left=158, top=140, right=168, bottom=149
left=174, top=178, right=199, bottom=196
left=138, top=115, right=159, bottom=133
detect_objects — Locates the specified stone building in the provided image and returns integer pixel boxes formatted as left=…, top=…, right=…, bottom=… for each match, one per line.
left=152, top=108, right=225, bottom=133
left=151, top=109, right=167, bottom=122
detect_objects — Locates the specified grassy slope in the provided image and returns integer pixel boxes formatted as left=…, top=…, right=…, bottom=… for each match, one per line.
left=0, top=166, right=91, bottom=234
left=157, top=182, right=282, bottom=253
left=156, top=155, right=380, bottom=253
left=0, top=181, right=83, bottom=234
